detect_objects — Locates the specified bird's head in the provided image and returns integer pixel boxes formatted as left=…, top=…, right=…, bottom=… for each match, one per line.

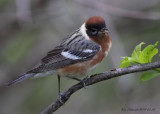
left=85, top=16, right=108, bottom=38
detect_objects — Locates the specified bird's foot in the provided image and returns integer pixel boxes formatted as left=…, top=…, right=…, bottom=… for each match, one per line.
left=81, top=76, right=89, bottom=89
left=58, top=92, right=64, bottom=104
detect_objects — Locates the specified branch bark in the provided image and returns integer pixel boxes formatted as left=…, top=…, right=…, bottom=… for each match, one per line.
left=41, top=61, right=160, bottom=114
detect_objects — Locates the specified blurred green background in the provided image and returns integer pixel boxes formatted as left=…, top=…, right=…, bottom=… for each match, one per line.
left=0, top=0, right=160, bottom=114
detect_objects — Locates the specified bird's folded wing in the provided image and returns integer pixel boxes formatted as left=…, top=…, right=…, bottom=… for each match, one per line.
left=28, top=37, right=100, bottom=73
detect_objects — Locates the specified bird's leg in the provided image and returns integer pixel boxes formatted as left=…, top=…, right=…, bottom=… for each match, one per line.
left=57, top=74, right=63, bottom=103
left=81, top=76, right=89, bottom=89
left=67, top=76, right=89, bottom=89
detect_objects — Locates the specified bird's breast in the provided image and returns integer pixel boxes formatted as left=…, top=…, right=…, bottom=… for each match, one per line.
left=92, top=34, right=112, bottom=57
left=58, top=34, right=112, bottom=78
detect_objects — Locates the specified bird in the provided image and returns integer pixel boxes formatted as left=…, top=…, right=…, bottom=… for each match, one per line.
left=7, top=16, right=112, bottom=101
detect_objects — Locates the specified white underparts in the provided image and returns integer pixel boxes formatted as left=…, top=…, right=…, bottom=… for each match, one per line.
left=61, top=51, right=81, bottom=60
left=33, top=70, right=54, bottom=78
left=80, top=23, right=90, bottom=40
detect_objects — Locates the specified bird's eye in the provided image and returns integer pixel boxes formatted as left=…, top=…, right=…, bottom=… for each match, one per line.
left=91, top=29, right=97, bottom=35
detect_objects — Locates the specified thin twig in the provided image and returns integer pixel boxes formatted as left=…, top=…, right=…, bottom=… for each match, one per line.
left=41, top=61, right=160, bottom=114
left=76, top=0, right=160, bottom=20
left=16, top=0, right=32, bottom=26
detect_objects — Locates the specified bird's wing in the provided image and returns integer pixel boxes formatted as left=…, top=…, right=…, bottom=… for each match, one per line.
left=28, top=33, right=100, bottom=73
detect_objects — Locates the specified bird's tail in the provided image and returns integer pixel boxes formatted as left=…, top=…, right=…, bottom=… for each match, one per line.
left=7, top=73, right=34, bottom=86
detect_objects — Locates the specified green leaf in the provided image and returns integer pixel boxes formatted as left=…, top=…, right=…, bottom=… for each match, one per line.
left=154, top=68, right=160, bottom=72
left=120, top=41, right=160, bottom=83
left=120, top=41, right=159, bottom=70
left=131, top=42, right=145, bottom=61
left=120, top=42, right=145, bottom=68
left=139, top=72, right=160, bottom=83
left=120, top=57, right=130, bottom=68
left=139, top=41, right=159, bottom=63
left=149, top=48, right=158, bottom=62
left=120, top=57, right=136, bottom=68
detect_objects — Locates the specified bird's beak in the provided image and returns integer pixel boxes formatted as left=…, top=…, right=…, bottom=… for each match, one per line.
left=100, top=27, right=109, bottom=34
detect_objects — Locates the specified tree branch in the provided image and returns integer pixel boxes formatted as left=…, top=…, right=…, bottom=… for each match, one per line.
left=41, top=61, right=160, bottom=114
left=76, top=0, right=160, bottom=20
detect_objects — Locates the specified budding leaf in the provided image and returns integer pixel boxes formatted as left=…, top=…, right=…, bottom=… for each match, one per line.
left=120, top=42, right=159, bottom=68
left=139, top=41, right=159, bottom=63
left=154, top=68, right=160, bottom=72
left=120, top=57, right=137, bottom=68
left=120, top=41, right=160, bottom=83
left=131, top=42, right=145, bottom=61
left=139, top=72, right=160, bottom=83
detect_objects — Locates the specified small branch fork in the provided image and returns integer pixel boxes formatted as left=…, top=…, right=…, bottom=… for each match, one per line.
left=41, top=61, right=160, bottom=114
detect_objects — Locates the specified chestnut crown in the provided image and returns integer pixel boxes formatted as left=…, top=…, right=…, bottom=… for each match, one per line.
left=85, top=16, right=108, bottom=37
